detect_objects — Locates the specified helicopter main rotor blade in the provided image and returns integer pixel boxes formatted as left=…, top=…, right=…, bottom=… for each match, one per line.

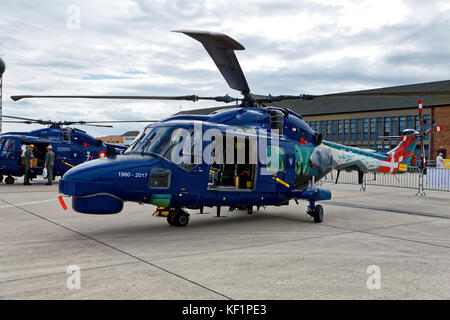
left=1, top=120, right=35, bottom=124
left=79, top=120, right=159, bottom=123
left=2, top=114, right=43, bottom=122
left=174, top=30, right=251, bottom=95
left=80, top=124, right=114, bottom=128
left=11, top=94, right=240, bottom=103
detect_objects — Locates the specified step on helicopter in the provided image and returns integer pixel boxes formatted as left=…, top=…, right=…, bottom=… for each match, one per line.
left=11, top=30, right=443, bottom=226
left=0, top=116, right=157, bottom=184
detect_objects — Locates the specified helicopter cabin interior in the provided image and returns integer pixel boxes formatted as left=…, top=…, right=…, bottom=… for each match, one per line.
left=208, top=135, right=256, bottom=191
left=20, top=141, right=50, bottom=168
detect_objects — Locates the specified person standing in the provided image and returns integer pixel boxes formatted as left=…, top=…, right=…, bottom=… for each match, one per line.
left=23, top=144, right=34, bottom=185
left=44, top=145, right=55, bottom=185
left=436, top=152, right=444, bottom=168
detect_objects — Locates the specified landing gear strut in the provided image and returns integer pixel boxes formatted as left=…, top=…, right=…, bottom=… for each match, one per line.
left=307, top=202, right=324, bottom=223
left=167, top=208, right=190, bottom=227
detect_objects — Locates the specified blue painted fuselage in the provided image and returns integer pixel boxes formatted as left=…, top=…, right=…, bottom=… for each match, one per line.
left=58, top=107, right=332, bottom=214
left=0, top=127, right=126, bottom=178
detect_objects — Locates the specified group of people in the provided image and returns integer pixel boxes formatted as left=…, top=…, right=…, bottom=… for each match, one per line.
left=22, top=144, right=55, bottom=185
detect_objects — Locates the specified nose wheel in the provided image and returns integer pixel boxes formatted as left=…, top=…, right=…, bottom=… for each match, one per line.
left=307, top=203, right=324, bottom=223
left=167, top=208, right=190, bottom=227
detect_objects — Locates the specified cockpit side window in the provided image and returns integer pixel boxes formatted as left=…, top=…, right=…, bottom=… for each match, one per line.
left=62, top=128, right=71, bottom=142
left=268, top=109, right=284, bottom=135
left=125, top=126, right=199, bottom=171
left=126, top=127, right=150, bottom=152
left=0, top=139, right=17, bottom=159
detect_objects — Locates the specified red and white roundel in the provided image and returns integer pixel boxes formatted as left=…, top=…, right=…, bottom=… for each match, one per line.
left=98, top=150, right=107, bottom=158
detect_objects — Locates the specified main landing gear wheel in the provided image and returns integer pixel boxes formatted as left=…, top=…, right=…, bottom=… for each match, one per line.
left=167, top=209, right=190, bottom=227
left=312, top=205, right=324, bottom=223
left=5, top=176, right=14, bottom=185
left=247, top=206, right=253, bottom=215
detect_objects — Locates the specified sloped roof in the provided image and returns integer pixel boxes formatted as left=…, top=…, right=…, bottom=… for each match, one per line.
left=121, top=130, right=140, bottom=137
left=178, top=80, right=450, bottom=116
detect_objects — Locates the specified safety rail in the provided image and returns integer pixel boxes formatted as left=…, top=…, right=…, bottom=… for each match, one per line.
left=319, top=167, right=450, bottom=194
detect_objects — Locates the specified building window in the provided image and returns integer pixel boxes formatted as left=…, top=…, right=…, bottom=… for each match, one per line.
left=370, top=118, right=375, bottom=140
left=391, top=117, right=398, bottom=136
left=377, top=117, right=382, bottom=139
left=332, top=120, right=337, bottom=141
left=363, top=118, right=369, bottom=141
left=338, top=120, right=343, bottom=141
left=415, top=115, right=420, bottom=130
left=399, top=116, right=405, bottom=134
left=424, top=115, right=431, bottom=126
left=344, top=120, right=349, bottom=140
left=321, top=121, right=326, bottom=138
left=309, top=121, right=315, bottom=131
left=377, top=145, right=382, bottom=152
left=350, top=119, right=356, bottom=140
left=407, top=115, right=414, bottom=129
left=384, top=117, right=391, bottom=135
left=315, top=121, right=320, bottom=133
left=326, top=120, right=332, bottom=139
left=384, top=144, right=390, bottom=152
left=357, top=119, right=362, bottom=140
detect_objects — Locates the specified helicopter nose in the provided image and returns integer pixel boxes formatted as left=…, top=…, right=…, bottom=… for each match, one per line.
left=59, top=156, right=159, bottom=214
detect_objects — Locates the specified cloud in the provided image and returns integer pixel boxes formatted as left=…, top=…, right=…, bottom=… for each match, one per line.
left=1, top=0, right=450, bottom=136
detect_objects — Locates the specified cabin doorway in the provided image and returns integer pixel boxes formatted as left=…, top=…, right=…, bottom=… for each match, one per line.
left=208, top=135, right=256, bottom=190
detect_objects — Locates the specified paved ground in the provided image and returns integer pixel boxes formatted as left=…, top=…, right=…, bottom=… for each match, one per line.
left=0, top=177, right=449, bottom=299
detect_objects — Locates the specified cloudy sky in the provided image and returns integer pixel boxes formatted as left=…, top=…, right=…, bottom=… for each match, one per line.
left=1, top=0, right=450, bottom=136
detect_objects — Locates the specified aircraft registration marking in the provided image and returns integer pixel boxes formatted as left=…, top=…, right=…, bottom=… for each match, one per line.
left=118, top=172, right=148, bottom=178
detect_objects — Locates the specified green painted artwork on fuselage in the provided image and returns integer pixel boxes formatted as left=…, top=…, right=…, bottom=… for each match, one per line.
left=294, top=144, right=318, bottom=177
left=266, top=146, right=285, bottom=172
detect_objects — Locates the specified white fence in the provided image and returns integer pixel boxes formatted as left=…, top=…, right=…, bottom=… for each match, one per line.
left=320, top=167, right=450, bottom=193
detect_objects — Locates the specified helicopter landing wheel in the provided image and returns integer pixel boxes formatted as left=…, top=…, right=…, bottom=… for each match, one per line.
left=5, top=176, right=14, bottom=185
left=167, top=209, right=190, bottom=227
left=0, top=174, right=3, bottom=183
left=312, top=205, right=324, bottom=223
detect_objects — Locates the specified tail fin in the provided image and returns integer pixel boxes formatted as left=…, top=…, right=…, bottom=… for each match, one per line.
left=379, top=129, right=418, bottom=173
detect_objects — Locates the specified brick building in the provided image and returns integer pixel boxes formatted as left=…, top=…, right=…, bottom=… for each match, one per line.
left=97, top=135, right=123, bottom=144
left=179, top=80, right=450, bottom=162
left=97, top=130, right=140, bottom=146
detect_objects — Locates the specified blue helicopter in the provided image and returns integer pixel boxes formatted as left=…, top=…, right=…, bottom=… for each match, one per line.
left=11, top=30, right=436, bottom=226
left=0, top=116, right=156, bottom=184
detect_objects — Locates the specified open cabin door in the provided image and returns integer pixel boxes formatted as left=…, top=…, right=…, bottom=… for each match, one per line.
left=208, top=134, right=257, bottom=191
